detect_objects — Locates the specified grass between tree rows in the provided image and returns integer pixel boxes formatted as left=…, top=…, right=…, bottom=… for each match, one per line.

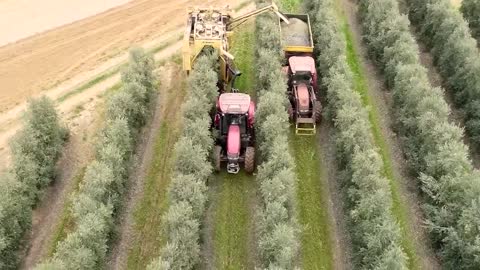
left=211, top=21, right=256, bottom=270
left=289, top=132, right=334, bottom=269
left=337, top=7, right=420, bottom=269
left=213, top=172, right=254, bottom=269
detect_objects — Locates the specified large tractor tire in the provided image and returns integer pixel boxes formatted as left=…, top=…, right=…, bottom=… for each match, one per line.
left=314, top=101, right=323, bottom=124
left=288, top=104, right=294, bottom=121
left=244, top=147, right=255, bottom=174
left=214, top=146, right=222, bottom=172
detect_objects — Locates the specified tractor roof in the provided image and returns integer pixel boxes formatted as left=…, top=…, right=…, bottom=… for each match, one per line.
left=219, top=93, right=251, bottom=114
left=289, top=56, right=316, bottom=74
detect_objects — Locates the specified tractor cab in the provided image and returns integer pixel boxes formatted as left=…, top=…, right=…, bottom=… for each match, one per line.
left=288, top=56, right=318, bottom=90
left=285, top=56, right=322, bottom=135
left=213, top=93, right=256, bottom=174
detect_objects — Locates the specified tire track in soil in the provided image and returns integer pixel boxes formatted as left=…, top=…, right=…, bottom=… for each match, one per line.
left=338, top=0, right=441, bottom=268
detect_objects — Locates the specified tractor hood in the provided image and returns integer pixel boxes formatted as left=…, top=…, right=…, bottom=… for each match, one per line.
left=227, top=125, right=241, bottom=157
left=219, top=93, right=251, bottom=114
left=297, top=84, right=310, bottom=112
left=289, top=56, right=316, bottom=75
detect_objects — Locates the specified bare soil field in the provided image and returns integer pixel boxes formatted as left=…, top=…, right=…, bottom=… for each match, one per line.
left=0, top=0, right=131, bottom=47
left=0, top=0, right=237, bottom=114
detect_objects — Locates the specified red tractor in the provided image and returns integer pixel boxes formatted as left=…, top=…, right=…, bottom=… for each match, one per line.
left=213, top=93, right=256, bottom=174
left=285, top=56, right=322, bottom=135
left=280, top=14, right=322, bottom=135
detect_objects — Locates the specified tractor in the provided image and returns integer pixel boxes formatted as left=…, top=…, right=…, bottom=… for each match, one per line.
left=183, top=3, right=289, bottom=173
left=285, top=56, right=322, bottom=134
left=213, top=93, right=255, bottom=174
left=280, top=14, right=322, bottom=135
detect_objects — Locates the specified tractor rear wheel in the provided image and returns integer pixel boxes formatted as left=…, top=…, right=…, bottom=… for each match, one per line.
left=244, top=147, right=255, bottom=174
left=288, top=104, right=294, bottom=121
left=214, top=146, right=222, bottom=172
left=314, top=101, right=322, bottom=124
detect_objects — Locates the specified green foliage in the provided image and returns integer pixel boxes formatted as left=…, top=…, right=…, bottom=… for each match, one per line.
left=306, top=0, right=408, bottom=268
left=37, top=47, right=157, bottom=269
left=361, top=0, right=480, bottom=268
left=461, top=0, right=480, bottom=40
left=11, top=96, right=67, bottom=202
left=0, top=96, right=67, bottom=269
left=253, top=1, right=300, bottom=268
left=407, top=0, right=480, bottom=150
left=0, top=173, right=31, bottom=269
left=147, top=52, right=217, bottom=269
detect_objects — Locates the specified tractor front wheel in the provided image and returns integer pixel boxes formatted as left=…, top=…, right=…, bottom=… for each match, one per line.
left=214, top=146, right=222, bottom=172
left=314, top=101, right=322, bottom=124
left=244, top=147, right=255, bottom=174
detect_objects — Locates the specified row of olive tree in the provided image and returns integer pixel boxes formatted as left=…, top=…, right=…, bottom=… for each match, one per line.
left=35, top=47, right=157, bottom=269
left=460, top=0, right=480, bottom=41
left=304, top=0, right=408, bottom=268
left=359, top=0, right=480, bottom=268
left=146, top=52, right=218, bottom=270
left=253, top=1, right=300, bottom=268
left=0, top=96, right=67, bottom=269
left=407, top=0, right=480, bottom=150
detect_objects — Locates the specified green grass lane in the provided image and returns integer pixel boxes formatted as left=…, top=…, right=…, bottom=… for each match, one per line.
left=213, top=172, right=254, bottom=269
left=279, top=0, right=303, bottom=13
left=290, top=131, right=334, bottom=270
left=337, top=7, right=420, bottom=269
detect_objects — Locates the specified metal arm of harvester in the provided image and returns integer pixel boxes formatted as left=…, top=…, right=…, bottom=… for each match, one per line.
left=227, top=2, right=289, bottom=30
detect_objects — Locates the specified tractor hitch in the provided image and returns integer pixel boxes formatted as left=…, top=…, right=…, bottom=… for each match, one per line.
left=227, top=162, right=240, bottom=174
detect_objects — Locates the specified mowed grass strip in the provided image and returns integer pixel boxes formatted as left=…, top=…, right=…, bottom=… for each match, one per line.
left=126, top=67, right=185, bottom=269
left=337, top=9, right=420, bottom=269
left=290, top=131, right=334, bottom=269
left=213, top=173, right=254, bottom=269
left=212, top=22, right=256, bottom=269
